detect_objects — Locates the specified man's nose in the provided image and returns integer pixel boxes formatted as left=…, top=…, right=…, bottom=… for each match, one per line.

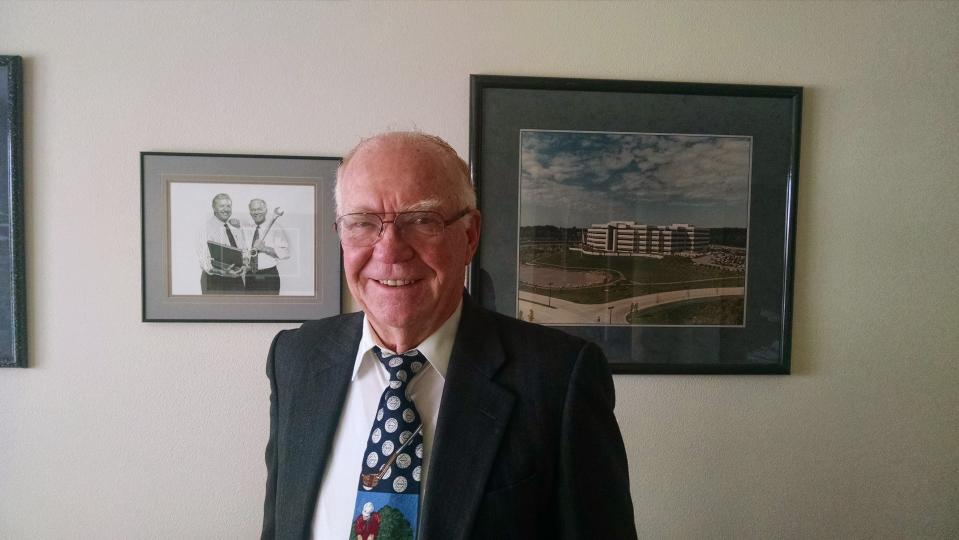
left=372, top=221, right=414, bottom=262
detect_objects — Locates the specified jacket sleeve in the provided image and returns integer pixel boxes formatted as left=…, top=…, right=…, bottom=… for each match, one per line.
left=261, top=330, right=285, bottom=540
left=556, top=341, right=638, bottom=539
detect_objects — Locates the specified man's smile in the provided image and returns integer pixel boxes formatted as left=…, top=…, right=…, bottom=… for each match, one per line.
left=375, top=279, right=418, bottom=287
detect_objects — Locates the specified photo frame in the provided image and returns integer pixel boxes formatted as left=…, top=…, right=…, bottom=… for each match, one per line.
left=1, top=56, right=25, bottom=367
left=141, top=152, right=341, bottom=322
left=470, top=75, right=801, bottom=374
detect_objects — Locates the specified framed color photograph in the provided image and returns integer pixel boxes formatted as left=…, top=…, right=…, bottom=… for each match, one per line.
left=141, top=152, right=341, bottom=322
left=470, top=75, right=801, bottom=374
left=1, top=56, right=25, bottom=367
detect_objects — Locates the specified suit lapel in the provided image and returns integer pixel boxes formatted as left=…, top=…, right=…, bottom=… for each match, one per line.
left=277, top=314, right=362, bottom=538
left=420, top=300, right=515, bottom=540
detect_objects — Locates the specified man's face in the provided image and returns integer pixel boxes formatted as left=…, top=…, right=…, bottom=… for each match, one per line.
left=249, top=201, right=267, bottom=225
left=338, top=140, right=480, bottom=347
left=213, top=198, right=232, bottom=222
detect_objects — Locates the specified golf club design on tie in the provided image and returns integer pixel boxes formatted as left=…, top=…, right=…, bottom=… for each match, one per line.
left=350, top=347, right=425, bottom=540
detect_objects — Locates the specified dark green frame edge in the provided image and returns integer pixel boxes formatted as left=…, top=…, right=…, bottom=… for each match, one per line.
left=1, top=56, right=26, bottom=367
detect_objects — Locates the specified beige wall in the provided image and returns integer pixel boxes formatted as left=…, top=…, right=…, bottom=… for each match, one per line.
left=1, top=1, right=957, bottom=537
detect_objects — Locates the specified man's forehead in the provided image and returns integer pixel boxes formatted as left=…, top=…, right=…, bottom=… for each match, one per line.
left=339, top=166, right=454, bottom=208
left=342, top=198, right=444, bottom=214
left=338, top=136, right=462, bottom=213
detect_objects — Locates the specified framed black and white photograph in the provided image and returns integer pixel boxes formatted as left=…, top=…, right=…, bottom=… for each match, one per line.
left=470, top=75, right=801, bottom=374
left=141, top=152, right=341, bottom=322
left=1, top=56, right=25, bottom=367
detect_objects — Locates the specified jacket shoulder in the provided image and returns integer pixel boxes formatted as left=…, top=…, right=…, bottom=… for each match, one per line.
left=464, top=302, right=598, bottom=377
left=270, top=311, right=364, bottom=363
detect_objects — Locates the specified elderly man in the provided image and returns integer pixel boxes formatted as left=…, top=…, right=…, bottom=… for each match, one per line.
left=196, top=193, right=246, bottom=294
left=261, top=132, right=636, bottom=539
left=245, top=198, right=290, bottom=295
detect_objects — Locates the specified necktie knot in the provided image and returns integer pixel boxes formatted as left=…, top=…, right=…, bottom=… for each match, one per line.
left=373, top=347, right=426, bottom=386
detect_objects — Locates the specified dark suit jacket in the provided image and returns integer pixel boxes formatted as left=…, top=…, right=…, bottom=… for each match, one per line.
left=261, top=295, right=637, bottom=540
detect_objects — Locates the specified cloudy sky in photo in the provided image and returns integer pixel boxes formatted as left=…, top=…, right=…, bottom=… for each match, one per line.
left=519, top=130, right=752, bottom=228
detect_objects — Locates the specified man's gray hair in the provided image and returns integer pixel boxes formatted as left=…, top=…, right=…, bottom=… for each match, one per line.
left=334, top=131, right=476, bottom=215
left=211, top=193, right=231, bottom=207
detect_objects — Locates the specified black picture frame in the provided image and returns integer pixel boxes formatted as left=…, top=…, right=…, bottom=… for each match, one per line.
left=1, top=56, right=25, bottom=368
left=141, top=152, right=341, bottom=322
left=469, top=75, right=801, bottom=374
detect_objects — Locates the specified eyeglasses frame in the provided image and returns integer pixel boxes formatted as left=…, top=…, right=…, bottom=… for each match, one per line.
left=333, top=208, right=472, bottom=246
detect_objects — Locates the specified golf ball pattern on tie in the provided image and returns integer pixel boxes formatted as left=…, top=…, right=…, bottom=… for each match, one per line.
left=357, top=347, right=425, bottom=494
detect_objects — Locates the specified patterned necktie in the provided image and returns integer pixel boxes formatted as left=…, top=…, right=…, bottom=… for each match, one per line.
left=351, top=347, right=426, bottom=540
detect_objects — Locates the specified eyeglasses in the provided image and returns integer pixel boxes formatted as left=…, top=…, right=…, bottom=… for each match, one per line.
left=334, top=209, right=471, bottom=247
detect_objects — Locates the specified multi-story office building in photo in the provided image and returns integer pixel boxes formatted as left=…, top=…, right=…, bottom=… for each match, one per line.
left=582, top=220, right=709, bottom=256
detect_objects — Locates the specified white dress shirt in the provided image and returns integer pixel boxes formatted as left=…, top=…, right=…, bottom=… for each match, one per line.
left=310, top=302, right=461, bottom=540
left=195, top=215, right=246, bottom=272
left=244, top=221, right=290, bottom=270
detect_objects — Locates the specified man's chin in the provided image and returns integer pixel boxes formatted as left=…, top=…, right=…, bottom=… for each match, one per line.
left=364, top=301, right=433, bottom=338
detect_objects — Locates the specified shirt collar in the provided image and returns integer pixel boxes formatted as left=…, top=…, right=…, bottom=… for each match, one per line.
left=351, top=300, right=462, bottom=382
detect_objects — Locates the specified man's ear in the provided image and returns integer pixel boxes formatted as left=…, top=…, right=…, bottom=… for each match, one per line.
left=463, top=209, right=482, bottom=264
